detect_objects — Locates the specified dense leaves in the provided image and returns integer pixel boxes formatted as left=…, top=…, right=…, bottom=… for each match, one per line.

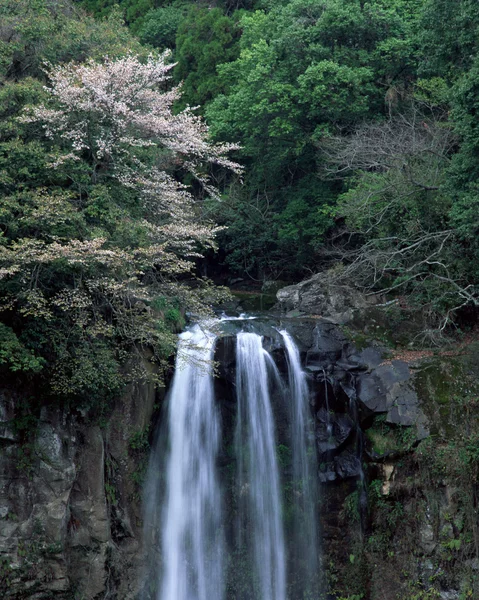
left=204, top=0, right=420, bottom=277
left=0, top=1, right=238, bottom=406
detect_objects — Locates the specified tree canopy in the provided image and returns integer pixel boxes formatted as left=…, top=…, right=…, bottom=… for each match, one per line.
left=0, top=1, right=238, bottom=406
left=2, top=0, right=479, bottom=399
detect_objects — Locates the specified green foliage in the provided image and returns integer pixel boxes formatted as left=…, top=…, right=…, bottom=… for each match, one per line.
left=0, top=556, right=14, bottom=590
left=129, top=426, right=150, bottom=494
left=105, top=480, right=118, bottom=507
left=0, top=0, right=144, bottom=81
left=206, top=0, right=419, bottom=277
left=0, top=323, right=44, bottom=373
left=400, top=582, right=440, bottom=600
left=138, top=4, right=186, bottom=49
left=152, top=296, right=186, bottom=333
left=174, top=6, right=240, bottom=110
left=297, top=60, right=374, bottom=123
left=366, top=415, right=416, bottom=456
left=0, top=0, right=240, bottom=413
left=67, top=0, right=479, bottom=333
left=276, top=444, right=291, bottom=469
left=420, top=0, right=479, bottom=79
left=343, top=490, right=360, bottom=524
left=50, top=340, right=123, bottom=408
left=129, top=426, right=150, bottom=452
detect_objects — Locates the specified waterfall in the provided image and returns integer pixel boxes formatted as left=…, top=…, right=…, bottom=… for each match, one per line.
left=159, top=324, right=224, bottom=600
left=144, top=322, right=321, bottom=600
left=280, top=330, right=321, bottom=597
left=235, top=332, right=286, bottom=600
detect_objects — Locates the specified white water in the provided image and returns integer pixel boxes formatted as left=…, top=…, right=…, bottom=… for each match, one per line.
left=235, top=332, right=286, bottom=600
left=159, top=324, right=224, bottom=600
left=144, top=323, right=321, bottom=600
left=280, top=331, right=320, bottom=594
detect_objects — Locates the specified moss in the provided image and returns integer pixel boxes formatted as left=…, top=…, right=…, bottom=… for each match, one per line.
left=344, top=304, right=427, bottom=350
left=414, top=357, right=479, bottom=437
left=365, top=415, right=417, bottom=457
left=366, top=426, right=402, bottom=456
left=340, top=326, right=372, bottom=351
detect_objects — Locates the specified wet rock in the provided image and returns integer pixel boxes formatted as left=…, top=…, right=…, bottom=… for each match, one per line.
left=0, top=395, right=17, bottom=442
left=342, top=345, right=385, bottom=370
left=419, top=520, right=436, bottom=554
left=356, top=370, right=390, bottom=413
left=304, top=323, right=346, bottom=366
left=316, top=410, right=354, bottom=455
left=68, top=427, right=110, bottom=597
left=334, top=450, right=364, bottom=480
left=215, top=335, right=237, bottom=382
left=318, top=448, right=364, bottom=482
left=318, top=467, right=337, bottom=483
left=281, top=318, right=316, bottom=351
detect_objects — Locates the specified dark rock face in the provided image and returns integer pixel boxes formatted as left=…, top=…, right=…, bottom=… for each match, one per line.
left=356, top=360, right=428, bottom=436
left=316, top=410, right=355, bottom=454
left=0, top=356, right=160, bottom=600
left=212, top=316, right=429, bottom=487
left=0, top=404, right=77, bottom=597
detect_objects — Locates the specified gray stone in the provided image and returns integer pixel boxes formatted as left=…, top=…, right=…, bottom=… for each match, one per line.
left=277, top=274, right=373, bottom=323
left=0, top=351, right=158, bottom=600
left=334, top=450, right=363, bottom=480
left=356, top=360, right=429, bottom=437
left=419, top=520, right=436, bottom=554
left=343, top=346, right=385, bottom=370
left=316, top=411, right=354, bottom=454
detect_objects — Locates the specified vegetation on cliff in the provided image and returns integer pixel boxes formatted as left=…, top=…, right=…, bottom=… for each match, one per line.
left=3, top=4, right=479, bottom=600
left=0, top=0, right=238, bottom=408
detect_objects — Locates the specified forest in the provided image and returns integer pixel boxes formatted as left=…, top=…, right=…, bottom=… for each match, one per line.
left=0, top=0, right=478, bottom=408
left=2, top=2, right=479, bottom=600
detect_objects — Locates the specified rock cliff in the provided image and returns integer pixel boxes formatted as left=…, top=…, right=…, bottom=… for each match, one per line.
left=1, top=294, right=478, bottom=599
left=0, top=356, right=160, bottom=599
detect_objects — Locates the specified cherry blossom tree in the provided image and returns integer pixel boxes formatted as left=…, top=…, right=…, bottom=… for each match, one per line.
left=26, top=52, right=241, bottom=255
left=0, top=52, right=241, bottom=384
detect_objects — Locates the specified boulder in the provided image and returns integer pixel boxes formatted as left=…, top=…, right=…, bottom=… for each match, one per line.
left=277, top=275, right=373, bottom=323
left=316, top=410, right=354, bottom=455
left=356, top=360, right=429, bottom=437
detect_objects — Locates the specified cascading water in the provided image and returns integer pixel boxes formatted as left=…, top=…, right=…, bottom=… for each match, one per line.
left=235, top=332, right=286, bottom=600
left=280, top=331, right=321, bottom=596
left=158, top=324, right=224, bottom=600
left=143, top=321, right=321, bottom=600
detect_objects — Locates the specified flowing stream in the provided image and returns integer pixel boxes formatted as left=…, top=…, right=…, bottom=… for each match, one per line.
left=235, top=332, right=286, bottom=600
left=280, top=330, right=320, bottom=596
left=159, top=324, right=224, bottom=600
left=144, top=320, right=320, bottom=600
